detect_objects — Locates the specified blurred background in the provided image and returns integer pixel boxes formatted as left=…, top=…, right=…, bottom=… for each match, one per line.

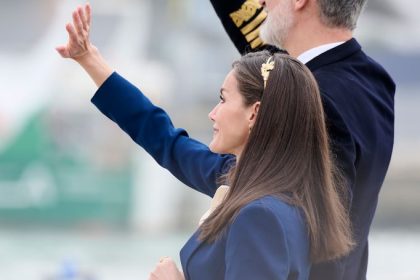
left=0, top=0, right=419, bottom=279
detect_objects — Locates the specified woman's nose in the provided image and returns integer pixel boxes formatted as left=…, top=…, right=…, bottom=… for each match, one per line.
left=208, top=106, right=217, bottom=121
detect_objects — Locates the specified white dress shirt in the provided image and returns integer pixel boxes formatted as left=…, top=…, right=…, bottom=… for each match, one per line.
left=297, top=42, right=345, bottom=64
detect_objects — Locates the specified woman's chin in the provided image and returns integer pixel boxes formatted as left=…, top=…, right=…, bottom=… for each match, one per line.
left=209, top=142, right=224, bottom=154
left=209, top=144, right=219, bottom=154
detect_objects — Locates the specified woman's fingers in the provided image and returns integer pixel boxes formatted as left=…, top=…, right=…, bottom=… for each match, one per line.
left=55, top=45, right=69, bottom=58
left=55, top=22, right=73, bottom=58
left=85, top=3, right=91, bottom=29
left=57, top=4, right=94, bottom=60
left=72, top=10, right=82, bottom=35
left=149, top=257, right=184, bottom=280
left=66, top=23, right=78, bottom=43
left=78, top=6, right=88, bottom=31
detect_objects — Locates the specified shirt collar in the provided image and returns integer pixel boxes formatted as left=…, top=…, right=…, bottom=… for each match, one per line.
left=297, top=42, right=346, bottom=64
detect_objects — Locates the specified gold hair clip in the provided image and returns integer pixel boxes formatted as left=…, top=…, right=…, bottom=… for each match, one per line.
left=261, top=56, right=275, bottom=89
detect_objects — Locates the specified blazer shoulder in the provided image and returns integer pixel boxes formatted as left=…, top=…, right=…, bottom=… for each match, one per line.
left=225, top=196, right=310, bottom=279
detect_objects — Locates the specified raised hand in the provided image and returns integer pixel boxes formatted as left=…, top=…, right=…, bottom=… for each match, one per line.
left=56, top=3, right=94, bottom=60
left=56, top=3, right=112, bottom=87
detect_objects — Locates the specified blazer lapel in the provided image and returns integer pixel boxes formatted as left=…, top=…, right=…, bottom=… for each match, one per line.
left=182, top=185, right=229, bottom=279
left=180, top=230, right=204, bottom=279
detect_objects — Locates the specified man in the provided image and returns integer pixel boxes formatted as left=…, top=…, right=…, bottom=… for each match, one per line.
left=208, top=0, right=395, bottom=279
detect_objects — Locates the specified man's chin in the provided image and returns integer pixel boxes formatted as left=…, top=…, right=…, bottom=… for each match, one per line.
left=259, top=17, right=289, bottom=49
left=260, top=23, right=280, bottom=47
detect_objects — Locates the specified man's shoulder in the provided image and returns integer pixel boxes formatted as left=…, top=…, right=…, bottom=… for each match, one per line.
left=312, top=50, right=394, bottom=96
left=311, top=46, right=393, bottom=84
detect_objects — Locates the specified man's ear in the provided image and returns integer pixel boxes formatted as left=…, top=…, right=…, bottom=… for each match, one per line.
left=294, top=0, right=309, bottom=11
left=248, top=101, right=261, bottom=129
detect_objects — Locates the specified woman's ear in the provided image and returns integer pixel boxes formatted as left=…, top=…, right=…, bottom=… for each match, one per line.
left=248, top=101, right=261, bottom=129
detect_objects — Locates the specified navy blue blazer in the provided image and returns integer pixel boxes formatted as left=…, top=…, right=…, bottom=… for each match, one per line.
left=180, top=196, right=310, bottom=280
left=207, top=1, right=396, bottom=279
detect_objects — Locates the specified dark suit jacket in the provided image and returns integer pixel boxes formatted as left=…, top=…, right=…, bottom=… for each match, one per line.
left=207, top=1, right=396, bottom=279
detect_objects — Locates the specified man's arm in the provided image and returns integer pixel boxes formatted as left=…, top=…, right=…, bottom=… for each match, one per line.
left=321, top=91, right=357, bottom=207
left=210, top=0, right=267, bottom=54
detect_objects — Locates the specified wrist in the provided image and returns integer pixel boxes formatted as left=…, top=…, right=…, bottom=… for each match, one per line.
left=74, top=45, right=97, bottom=63
left=73, top=45, right=113, bottom=87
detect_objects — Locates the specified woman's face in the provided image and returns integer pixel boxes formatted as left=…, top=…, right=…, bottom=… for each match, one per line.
left=208, top=70, right=257, bottom=157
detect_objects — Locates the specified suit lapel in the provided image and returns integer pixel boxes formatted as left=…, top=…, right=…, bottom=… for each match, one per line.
left=305, top=38, right=361, bottom=71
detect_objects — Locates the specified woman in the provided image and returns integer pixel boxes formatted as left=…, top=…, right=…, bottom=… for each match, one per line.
left=56, top=4, right=354, bottom=280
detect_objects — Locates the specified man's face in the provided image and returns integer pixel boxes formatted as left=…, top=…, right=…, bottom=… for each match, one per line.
left=259, top=0, right=294, bottom=48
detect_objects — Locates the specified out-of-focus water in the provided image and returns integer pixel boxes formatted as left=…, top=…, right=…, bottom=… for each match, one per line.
left=367, top=230, right=420, bottom=280
left=0, top=229, right=419, bottom=280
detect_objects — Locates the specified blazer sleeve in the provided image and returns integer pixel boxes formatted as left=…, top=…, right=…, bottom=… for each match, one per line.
left=321, top=91, right=356, bottom=205
left=210, top=0, right=274, bottom=55
left=225, top=203, right=290, bottom=279
left=91, top=72, right=234, bottom=197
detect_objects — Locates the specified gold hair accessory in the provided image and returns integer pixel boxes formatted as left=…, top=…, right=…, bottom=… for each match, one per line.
left=261, top=56, right=275, bottom=89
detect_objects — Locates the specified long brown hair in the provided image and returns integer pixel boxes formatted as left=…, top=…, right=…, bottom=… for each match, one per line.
left=200, top=51, right=354, bottom=263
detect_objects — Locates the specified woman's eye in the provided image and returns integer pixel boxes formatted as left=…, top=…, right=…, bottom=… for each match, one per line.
left=219, top=94, right=225, bottom=103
